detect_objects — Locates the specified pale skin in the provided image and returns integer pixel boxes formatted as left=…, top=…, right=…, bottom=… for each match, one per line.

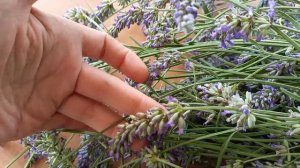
left=0, top=0, right=161, bottom=143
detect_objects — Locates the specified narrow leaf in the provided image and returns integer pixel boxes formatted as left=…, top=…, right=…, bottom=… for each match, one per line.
left=216, top=131, right=237, bottom=168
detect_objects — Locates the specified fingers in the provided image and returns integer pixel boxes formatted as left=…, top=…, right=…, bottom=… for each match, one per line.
left=76, top=64, right=162, bottom=115
left=31, top=7, right=148, bottom=83
left=79, top=25, right=149, bottom=83
left=58, top=93, right=122, bottom=137
left=42, top=113, right=95, bottom=132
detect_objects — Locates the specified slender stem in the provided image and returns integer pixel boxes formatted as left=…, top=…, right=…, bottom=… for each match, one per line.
left=243, top=153, right=300, bottom=163
left=155, top=157, right=182, bottom=168
left=24, top=153, right=35, bottom=168
left=5, top=147, right=30, bottom=168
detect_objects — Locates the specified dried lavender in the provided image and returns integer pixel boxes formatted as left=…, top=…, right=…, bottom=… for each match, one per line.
left=268, top=0, right=276, bottom=21
left=252, top=85, right=282, bottom=109
left=15, top=1, right=300, bottom=168
left=110, top=5, right=144, bottom=37
left=143, top=12, right=175, bottom=47
left=117, top=0, right=133, bottom=7
left=171, top=0, right=201, bottom=33
left=64, top=7, right=92, bottom=26
left=22, top=131, right=75, bottom=168
left=147, top=50, right=181, bottom=84
left=77, top=134, right=110, bottom=168
left=93, top=1, right=115, bottom=22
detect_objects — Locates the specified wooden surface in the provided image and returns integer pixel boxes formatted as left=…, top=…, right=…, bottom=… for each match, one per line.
left=0, top=1, right=146, bottom=167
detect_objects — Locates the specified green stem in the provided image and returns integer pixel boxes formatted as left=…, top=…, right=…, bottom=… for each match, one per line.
left=243, top=153, right=300, bottom=163
left=162, top=129, right=235, bottom=153
left=5, top=147, right=30, bottom=168
left=155, top=157, right=182, bottom=168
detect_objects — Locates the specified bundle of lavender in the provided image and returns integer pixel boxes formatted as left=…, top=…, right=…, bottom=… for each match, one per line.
left=15, top=0, right=300, bottom=167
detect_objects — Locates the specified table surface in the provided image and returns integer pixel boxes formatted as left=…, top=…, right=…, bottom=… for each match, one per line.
left=0, top=1, right=145, bottom=167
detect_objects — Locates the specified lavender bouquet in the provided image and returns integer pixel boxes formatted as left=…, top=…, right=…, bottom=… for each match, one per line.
left=9, top=0, right=300, bottom=167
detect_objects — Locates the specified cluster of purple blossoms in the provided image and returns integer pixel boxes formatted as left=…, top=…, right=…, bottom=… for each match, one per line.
left=266, top=61, right=297, bottom=76
left=108, top=108, right=166, bottom=160
left=171, top=0, right=200, bottom=33
left=251, top=85, right=283, bottom=109
left=110, top=5, right=144, bottom=37
left=93, top=1, right=115, bottom=22
left=21, top=136, right=44, bottom=156
left=143, top=9, right=159, bottom=28
left=22, top=131, right=75, bottom=167
left=147, top=50, right=181, bottom=84
left=211, top=7, right=266, bottom=48
left=196, top=83, right=234, bottom=104
left=268, top=0, right=276, bottom=21
left=184, top=59, right=193, bottom=71
left=109, top=99, right=191, bottom=160
left=77, top=144, right=90, bottom=168
left=143, top=12, right=175, bottom=48
left=77, top=135, right=109, bottom=168
left=165, top=98, right=191, bottom=135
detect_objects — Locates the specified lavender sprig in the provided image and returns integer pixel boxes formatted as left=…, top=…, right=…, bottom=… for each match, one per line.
left=171, top=0, right=200, bottom=33
left=110, top=5, right=144, bottom=37
left=93, top=1, right=115, bottom=22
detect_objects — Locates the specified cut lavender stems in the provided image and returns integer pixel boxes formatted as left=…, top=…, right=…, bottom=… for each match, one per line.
left=18, top=1, right=300, bottom=168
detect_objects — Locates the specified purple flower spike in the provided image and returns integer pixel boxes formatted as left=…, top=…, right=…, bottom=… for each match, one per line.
left=256, top=33, right=263, bottom=42
left=220, top=40, right=228, bottom=49
left=166, top=120, right=175, bottom=128
left=255, top=160, right=264, bottom=168
left=268, top=0, right=276, bottom=21
left=184, top=59, right=193, bottom=71
left=221, top=110, right=232, bottom=117
left=221, top=24, right=230, bottom=33
left=166, top=96, right=178, bottom=103
left=286, top=130, right=293, bottom=136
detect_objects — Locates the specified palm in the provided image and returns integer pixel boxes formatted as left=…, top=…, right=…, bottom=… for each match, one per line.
left=0, top=2, right=160, bottom=142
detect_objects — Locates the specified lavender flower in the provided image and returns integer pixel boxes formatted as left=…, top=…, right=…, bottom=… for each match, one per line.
left=268, top=0, right=276, bottom=21
left=197, top=83, right=234, bottom=104
left=22, top=131, right=75, bottom=167
left=143, top=9, right=158, bottom=28
left=143, top=12, right=174, bottom=47
left=93, top=1, right=115, bottom=22
left=211, top=6, right=258, bottom=48
left=266, top=61, right=297, bottom=76
left=64, top=7, right=91, bottom=26
left=166, top=96, right=178, bottom=103
left=254, top=160, right=264, bottom=168
left=221, top=110, right=233, bottom=117
left=147, top=50, right=181, bottom=84
left=110, top=5, right=144, bottom=37
left=184, top=59, right=193, bottom=71
left=252, top=85, right=281, bottom=109
left=171, top=0, right=200, bottom=33
left=77, top=144, right=89, bottom=168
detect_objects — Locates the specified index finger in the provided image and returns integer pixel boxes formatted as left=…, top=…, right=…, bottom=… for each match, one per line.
left=79, top=26, right=149, bottom=83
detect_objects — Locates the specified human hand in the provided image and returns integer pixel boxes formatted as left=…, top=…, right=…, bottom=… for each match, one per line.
left=0, top=0, right=160, bottom=142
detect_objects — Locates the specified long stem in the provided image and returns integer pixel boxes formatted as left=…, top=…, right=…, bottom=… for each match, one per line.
left=5, top=147, right=30, bottom=168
